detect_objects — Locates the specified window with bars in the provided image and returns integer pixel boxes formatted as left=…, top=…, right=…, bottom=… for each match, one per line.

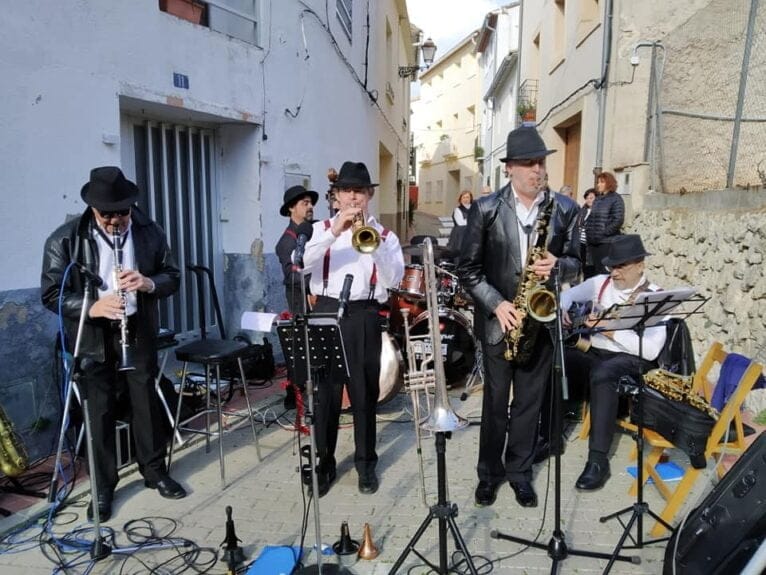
left=336, top=0, right=352, bottom=41
left=132, top=121, right=219, bottom=337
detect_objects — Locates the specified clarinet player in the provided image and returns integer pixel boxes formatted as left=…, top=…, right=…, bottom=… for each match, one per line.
left=41, top=166, right=186, bottom=523
left=458, top=127, right=581, bottom=508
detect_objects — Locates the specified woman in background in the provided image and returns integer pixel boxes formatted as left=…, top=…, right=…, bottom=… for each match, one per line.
left=452, top=190, right=473, bottom=226
left=585, top=171, right=624, bottom=277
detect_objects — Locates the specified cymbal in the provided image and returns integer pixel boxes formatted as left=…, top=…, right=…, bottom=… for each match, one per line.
left=402, top=243, right=453, bottom=259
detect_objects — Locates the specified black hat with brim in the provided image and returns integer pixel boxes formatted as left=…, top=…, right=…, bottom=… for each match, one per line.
left=80, top=166, right=140, bottom=211
left=331, top=161, right=379, bottom=188
left=499, top=126, right=557, bottom=162
left=601, top=234, right=652, bottom=267
left=280, top=185, right=319, bottom=217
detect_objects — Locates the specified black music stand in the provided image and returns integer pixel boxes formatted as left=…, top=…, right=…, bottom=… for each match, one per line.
left=276, top=313, right=349, bottom=575
left=592, top=290, right=707, bottom=574
left=491, top=269, right=638, bottom=572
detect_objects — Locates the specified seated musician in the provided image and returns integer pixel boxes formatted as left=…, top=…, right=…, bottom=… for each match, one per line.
left=299, top=161, right=404, bottom=496
left=561, top=234, right=667, bottom=490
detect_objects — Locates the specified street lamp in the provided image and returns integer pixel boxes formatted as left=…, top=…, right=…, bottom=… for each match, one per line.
left=398, top=37, right=438, bottom=78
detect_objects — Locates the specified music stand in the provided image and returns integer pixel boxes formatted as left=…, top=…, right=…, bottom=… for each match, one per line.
left=276, top=312, right=349, bottom=575
left=491, top=269, right=638, bottom=571
left=591, top=290, right=707, bottom=573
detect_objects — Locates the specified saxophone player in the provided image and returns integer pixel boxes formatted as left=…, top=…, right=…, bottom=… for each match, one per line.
left=458, top=127, right=581, bottom=508
left=41, top=167, right=185, bottom=523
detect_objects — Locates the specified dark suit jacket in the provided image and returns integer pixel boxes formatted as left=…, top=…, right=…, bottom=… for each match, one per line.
left=457, top=185, right=581, bottom=345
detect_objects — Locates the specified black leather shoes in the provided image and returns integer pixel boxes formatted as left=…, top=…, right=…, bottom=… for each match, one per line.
left=474, top=481, right=501, bottom=507
left=575, top=461, right=610, bottom=490
left=145, top=475, right=187, bottom=499
left=358, top=472, right=379, bottom=494
left=308, top=468, right=336, bottom=498
left=509, top=481, right=538, bottom=507
left=86, top=490, right=113, bottom=523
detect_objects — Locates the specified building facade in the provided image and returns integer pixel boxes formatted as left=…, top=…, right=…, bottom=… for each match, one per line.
left=0, top=0, right=416, bottom=458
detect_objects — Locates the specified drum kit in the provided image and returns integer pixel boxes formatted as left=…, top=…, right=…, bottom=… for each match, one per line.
left=376, top=243, right=479, bottom=406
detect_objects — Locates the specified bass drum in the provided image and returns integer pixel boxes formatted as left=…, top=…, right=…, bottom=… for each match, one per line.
left=410, top=308, right=476, bottom=385
left=341, top=331, right=404, bottom=409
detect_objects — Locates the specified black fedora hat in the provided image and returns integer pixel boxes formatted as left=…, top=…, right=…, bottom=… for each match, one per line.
left=499, top=126, right=556, bottom=162
left=80, top=166, right=139, bottom=211
left=280, top=185, right=318, bottom=217
left=331, top=161, right=379, bottom=188
left=602, top=234, right=652, bottom=267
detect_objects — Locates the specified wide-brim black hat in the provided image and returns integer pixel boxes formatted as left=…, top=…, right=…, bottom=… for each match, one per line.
left=280, top=185, right=318, bottom=217
left=499, top=126, right=556, bottom=162
left=331, top=161, right=379, bottom=188
left=80, top=166, right=139, bottom=211
left=602, top=234, right=652, bottom=267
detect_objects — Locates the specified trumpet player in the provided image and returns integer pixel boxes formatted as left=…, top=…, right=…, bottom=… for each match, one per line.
left=299, top=161, right=404, bottom=496
left=41, top=167, right=184, bottom=523
left=458, top=127, right=581, bottom=508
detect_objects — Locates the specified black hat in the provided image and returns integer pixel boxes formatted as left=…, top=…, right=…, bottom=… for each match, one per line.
left=499, top=126, right=556, bottom=162
left=601, top=234, right=652, bottom=267
left=280, top=185, right=318, bottom=217
left=80, top=166, right=139, bottom=211
left=331, top=161, right=379, bottom=188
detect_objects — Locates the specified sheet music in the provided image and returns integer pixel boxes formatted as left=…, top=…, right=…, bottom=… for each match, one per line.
left=241, top=311, right=278, bottom=332
left=593, top=286, right=699, bottom=332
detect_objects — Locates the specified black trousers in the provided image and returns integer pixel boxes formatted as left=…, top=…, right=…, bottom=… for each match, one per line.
left=478, top=333, right=552, bottom=483
left=565, top=346, right=654, bottom=457
left=312, top=297, right=381, bottom=478
left=78, top=322, right=168, bottom=494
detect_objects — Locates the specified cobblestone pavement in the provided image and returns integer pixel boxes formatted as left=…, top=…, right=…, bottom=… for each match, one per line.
left=0, top=385, right=685, bottom=574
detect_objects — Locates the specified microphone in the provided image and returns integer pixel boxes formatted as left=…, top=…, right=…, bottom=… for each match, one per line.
left=337, top=274, right=354, bottom=321
left=75, top=263, right=105, bottom=289
left=293, top=221, right=314, bottom=269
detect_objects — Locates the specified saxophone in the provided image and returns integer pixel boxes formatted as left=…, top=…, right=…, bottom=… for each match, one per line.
left=0, top=405, right=27, bottom=477
left=643, top=369, right=719, bottom=420
left=504, top=193, right=557, bottom=364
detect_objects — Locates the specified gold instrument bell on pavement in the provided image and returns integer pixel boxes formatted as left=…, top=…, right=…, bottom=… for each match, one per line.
left=358, top=523, right=380, bottom=560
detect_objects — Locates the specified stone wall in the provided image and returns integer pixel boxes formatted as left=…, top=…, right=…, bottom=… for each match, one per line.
left=630, top=190, right=766, bottom=364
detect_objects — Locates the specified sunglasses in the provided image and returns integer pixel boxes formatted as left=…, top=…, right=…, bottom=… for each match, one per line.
left=99, top=208, right=131, bottom=219
left=511, top=158, right=547, bottom=168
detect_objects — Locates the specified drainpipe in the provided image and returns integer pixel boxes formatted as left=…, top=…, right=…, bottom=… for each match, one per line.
left=594, top=0, right=613, bottom=176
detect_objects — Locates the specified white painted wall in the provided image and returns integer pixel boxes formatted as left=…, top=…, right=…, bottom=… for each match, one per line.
left=1, top=0, right=413, bottom=291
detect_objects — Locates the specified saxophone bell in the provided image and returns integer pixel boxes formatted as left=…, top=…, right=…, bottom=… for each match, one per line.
left=526, top=286, right=557, bottom=323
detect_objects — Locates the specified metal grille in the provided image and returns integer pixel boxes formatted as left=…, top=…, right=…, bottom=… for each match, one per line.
left=653, top=0, right=766, bottom=193
left=132, top=122, right=218, bottom=336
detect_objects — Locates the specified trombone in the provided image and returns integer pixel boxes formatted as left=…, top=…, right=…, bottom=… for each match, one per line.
left=401, top=237, right=468, bottom=506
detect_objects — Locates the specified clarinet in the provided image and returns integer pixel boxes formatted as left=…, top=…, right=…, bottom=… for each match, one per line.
left=112, top=227, right=135, bottom=372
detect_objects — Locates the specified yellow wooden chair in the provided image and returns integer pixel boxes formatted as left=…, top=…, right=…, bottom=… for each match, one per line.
left=625, top=342, right=764, bottom=536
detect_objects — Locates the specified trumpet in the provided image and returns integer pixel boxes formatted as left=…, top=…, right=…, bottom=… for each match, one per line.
left=351, top=209, right=380, bottom=254
left=112, top=227, right=135, bottom=372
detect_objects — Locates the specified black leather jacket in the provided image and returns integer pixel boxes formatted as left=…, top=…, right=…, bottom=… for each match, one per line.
left=457, top=185, right=581, bottom=345
left=41, top=207, right=180, bottom=362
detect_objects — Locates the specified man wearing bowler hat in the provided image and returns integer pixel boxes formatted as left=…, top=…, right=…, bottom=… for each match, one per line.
left=300, top=161, right=404, bottom=496
left=561, top=234, right=666, bottom=490
left=41, top=166, right=185, bottom=523
left=276, top=185, right=318, bottom=315
left=458, top=126, right=581, bottom=508
left=275, top=184, right=318, bottom=409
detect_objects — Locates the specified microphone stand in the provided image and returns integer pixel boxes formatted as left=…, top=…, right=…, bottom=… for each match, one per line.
left=492, top=267, right=638, bottom=572
left=293, top=267, right=341, bottom=575
left=48, top=270, right=178, bottom=563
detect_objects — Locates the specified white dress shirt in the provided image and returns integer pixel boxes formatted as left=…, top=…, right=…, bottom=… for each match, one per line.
left=511, top=185, right=547, bottom=264
left=301, top=215, right=405, bottom=304
left=94, top=222, right=138, bottom=316
left=560, top=274, right=667, bottom=360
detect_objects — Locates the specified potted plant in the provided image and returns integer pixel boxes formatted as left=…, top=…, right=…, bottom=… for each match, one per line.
left=160, top=0, right=205, bottom=25
left=517, top=101, right=536, bottom=122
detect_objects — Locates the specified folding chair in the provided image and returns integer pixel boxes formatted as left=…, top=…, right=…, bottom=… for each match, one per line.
left=167, top=265, right=261, bottom=489
left=628, top=342, right=764, bottom=536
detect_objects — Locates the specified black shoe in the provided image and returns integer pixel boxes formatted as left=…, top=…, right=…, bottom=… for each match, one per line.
left=509, top=481, right=538, bottom=508
left=474, top=481, right=501, bottom=507
left=307, top=468, right=336, bottom=498
left=86, top=490, right=113, bottom=523
left=358, top=472, right=379, bottom=494
left=575, top=461, right=610, bottom=490
left=145, top=475, right=187, bottom=499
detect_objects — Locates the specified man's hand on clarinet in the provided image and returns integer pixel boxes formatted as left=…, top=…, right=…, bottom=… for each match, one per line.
left=89, top=294, right=124, bottom=320
left=118, top=269, right=154, bottom=293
